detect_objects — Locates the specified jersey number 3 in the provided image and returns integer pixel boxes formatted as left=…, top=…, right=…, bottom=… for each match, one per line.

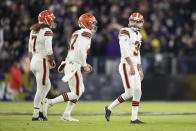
left=133, top=41, right=140, bottom=56
left=68, top=34, right=78, bottom=50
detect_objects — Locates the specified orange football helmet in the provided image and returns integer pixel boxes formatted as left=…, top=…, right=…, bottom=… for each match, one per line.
left=38, top=10, right=56, bottom=27
left=78, top=13, right=97, bottom=33
left=128, top=12, right=144, bottom=31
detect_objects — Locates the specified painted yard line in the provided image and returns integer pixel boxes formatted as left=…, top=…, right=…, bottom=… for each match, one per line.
left=0, top=111, right=196, bottom=116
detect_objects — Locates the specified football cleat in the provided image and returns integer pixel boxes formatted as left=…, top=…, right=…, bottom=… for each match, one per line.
left=32, top=117, right=43, bottom=121
left=130, top=119, right=145, bottom=124
left=39, top=112, right=48, bottom=121
left=42, top=98, right=52, bottom=119
left=104, top=106, right=111, bottom=122
left=61, top=116, right=79, bottom=122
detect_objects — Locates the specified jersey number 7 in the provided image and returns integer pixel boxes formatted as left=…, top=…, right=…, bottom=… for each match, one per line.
left=68, top=34, right=78, bottom=50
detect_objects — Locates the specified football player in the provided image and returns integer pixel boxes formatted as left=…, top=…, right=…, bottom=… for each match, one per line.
left=42, top=13, right=97, bottom=122
left=105, top=12, right=145, bottom=124
left=29, top=10, right=56, bottom=121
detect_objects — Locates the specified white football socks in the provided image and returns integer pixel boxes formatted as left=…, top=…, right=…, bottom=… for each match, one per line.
left=131, top=106, right=138, bottom=121
left=108, top=99, right=120, bottom=111
left=33, top=108, right=40, bottom=118
left=50, top=95, right=64, bottom=105
left=50, top=91, right=80, bottom=106
left=63, top=101, right=76, bottom=117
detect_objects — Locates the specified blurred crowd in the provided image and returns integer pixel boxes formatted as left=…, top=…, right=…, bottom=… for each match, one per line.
left=0, top=0, right=196, bottom=74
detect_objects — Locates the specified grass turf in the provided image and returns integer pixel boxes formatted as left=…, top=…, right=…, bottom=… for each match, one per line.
left=0, top=101, right=196, bottom=131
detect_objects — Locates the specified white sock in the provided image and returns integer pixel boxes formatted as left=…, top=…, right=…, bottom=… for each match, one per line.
left=51, top=95, right=64, bottom=105
left=33, top=108, right=40, bottom=118
left=131, top=106, right=138, bottom=121
left=108, top=95, right=125, bottom=111
left=108, top=99, right=120, bottom=111
left=33, top=88, right=44, bottom=117
left=63, top=101, right=76, bottom=117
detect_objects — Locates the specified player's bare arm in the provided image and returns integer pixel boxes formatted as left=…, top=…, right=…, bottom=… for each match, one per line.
left=137, top=64, right=144, bottom=81
left=125, top=57, right=135, bottom=75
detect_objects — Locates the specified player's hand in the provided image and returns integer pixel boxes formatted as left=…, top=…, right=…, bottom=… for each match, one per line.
left=83, top=64, right=93, bottom=74
left=139, top=70, right=144, bottom=81
left=130, top=64, right=135, bottom=75
left=49, top=60, right=56, bottom=69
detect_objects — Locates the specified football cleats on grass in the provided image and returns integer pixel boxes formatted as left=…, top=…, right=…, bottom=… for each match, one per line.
left=104, top=106, right=111, bottom=122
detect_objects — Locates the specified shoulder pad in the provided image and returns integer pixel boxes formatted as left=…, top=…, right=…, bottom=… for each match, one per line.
left=42, top=28, right=53, bottom=36
left=81, top=31, right=92, bottom=38
left=44, top=31, right=53, bottom=36
left=119, top=28, right=130, bottom=38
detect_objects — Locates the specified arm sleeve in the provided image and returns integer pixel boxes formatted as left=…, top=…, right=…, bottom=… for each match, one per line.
left=77, top=37, right=91, bottom=67
left=45, top=35, right=53, bottom=55
left=119, top=35, right=131, bottom=59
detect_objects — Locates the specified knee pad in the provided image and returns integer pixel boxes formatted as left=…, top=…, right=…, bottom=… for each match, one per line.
left=67, top=92, right=79, bottom=100
left=122, top=91, right=132, bottom=100
left=133, top=88, right=142, bottom=101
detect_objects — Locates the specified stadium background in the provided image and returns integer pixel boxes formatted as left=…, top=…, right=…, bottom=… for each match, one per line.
left=0, top=0, right=196, bottom=101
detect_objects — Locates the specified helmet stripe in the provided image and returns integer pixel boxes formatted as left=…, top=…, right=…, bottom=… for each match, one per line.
left=44, top=17, right=49, bottom=25
left=138, top=13, right=141, bottom=18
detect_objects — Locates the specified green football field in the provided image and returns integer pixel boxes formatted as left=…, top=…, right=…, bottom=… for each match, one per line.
left=0, top=101, right=196, bottom=131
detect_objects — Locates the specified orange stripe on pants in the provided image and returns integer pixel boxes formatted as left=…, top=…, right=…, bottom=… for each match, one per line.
left=75, top=72, right=80, bottom=96
left=42, top=58, right=46, bottom=85
left=123, top=64, right=131, bottom=88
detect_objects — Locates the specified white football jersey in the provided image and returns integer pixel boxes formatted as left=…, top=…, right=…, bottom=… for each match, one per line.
left=66, top=28, right=92, bottom=67
left=28, top=27, right=53, bottom=58
left=118, top=27, right=142, bottom=65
